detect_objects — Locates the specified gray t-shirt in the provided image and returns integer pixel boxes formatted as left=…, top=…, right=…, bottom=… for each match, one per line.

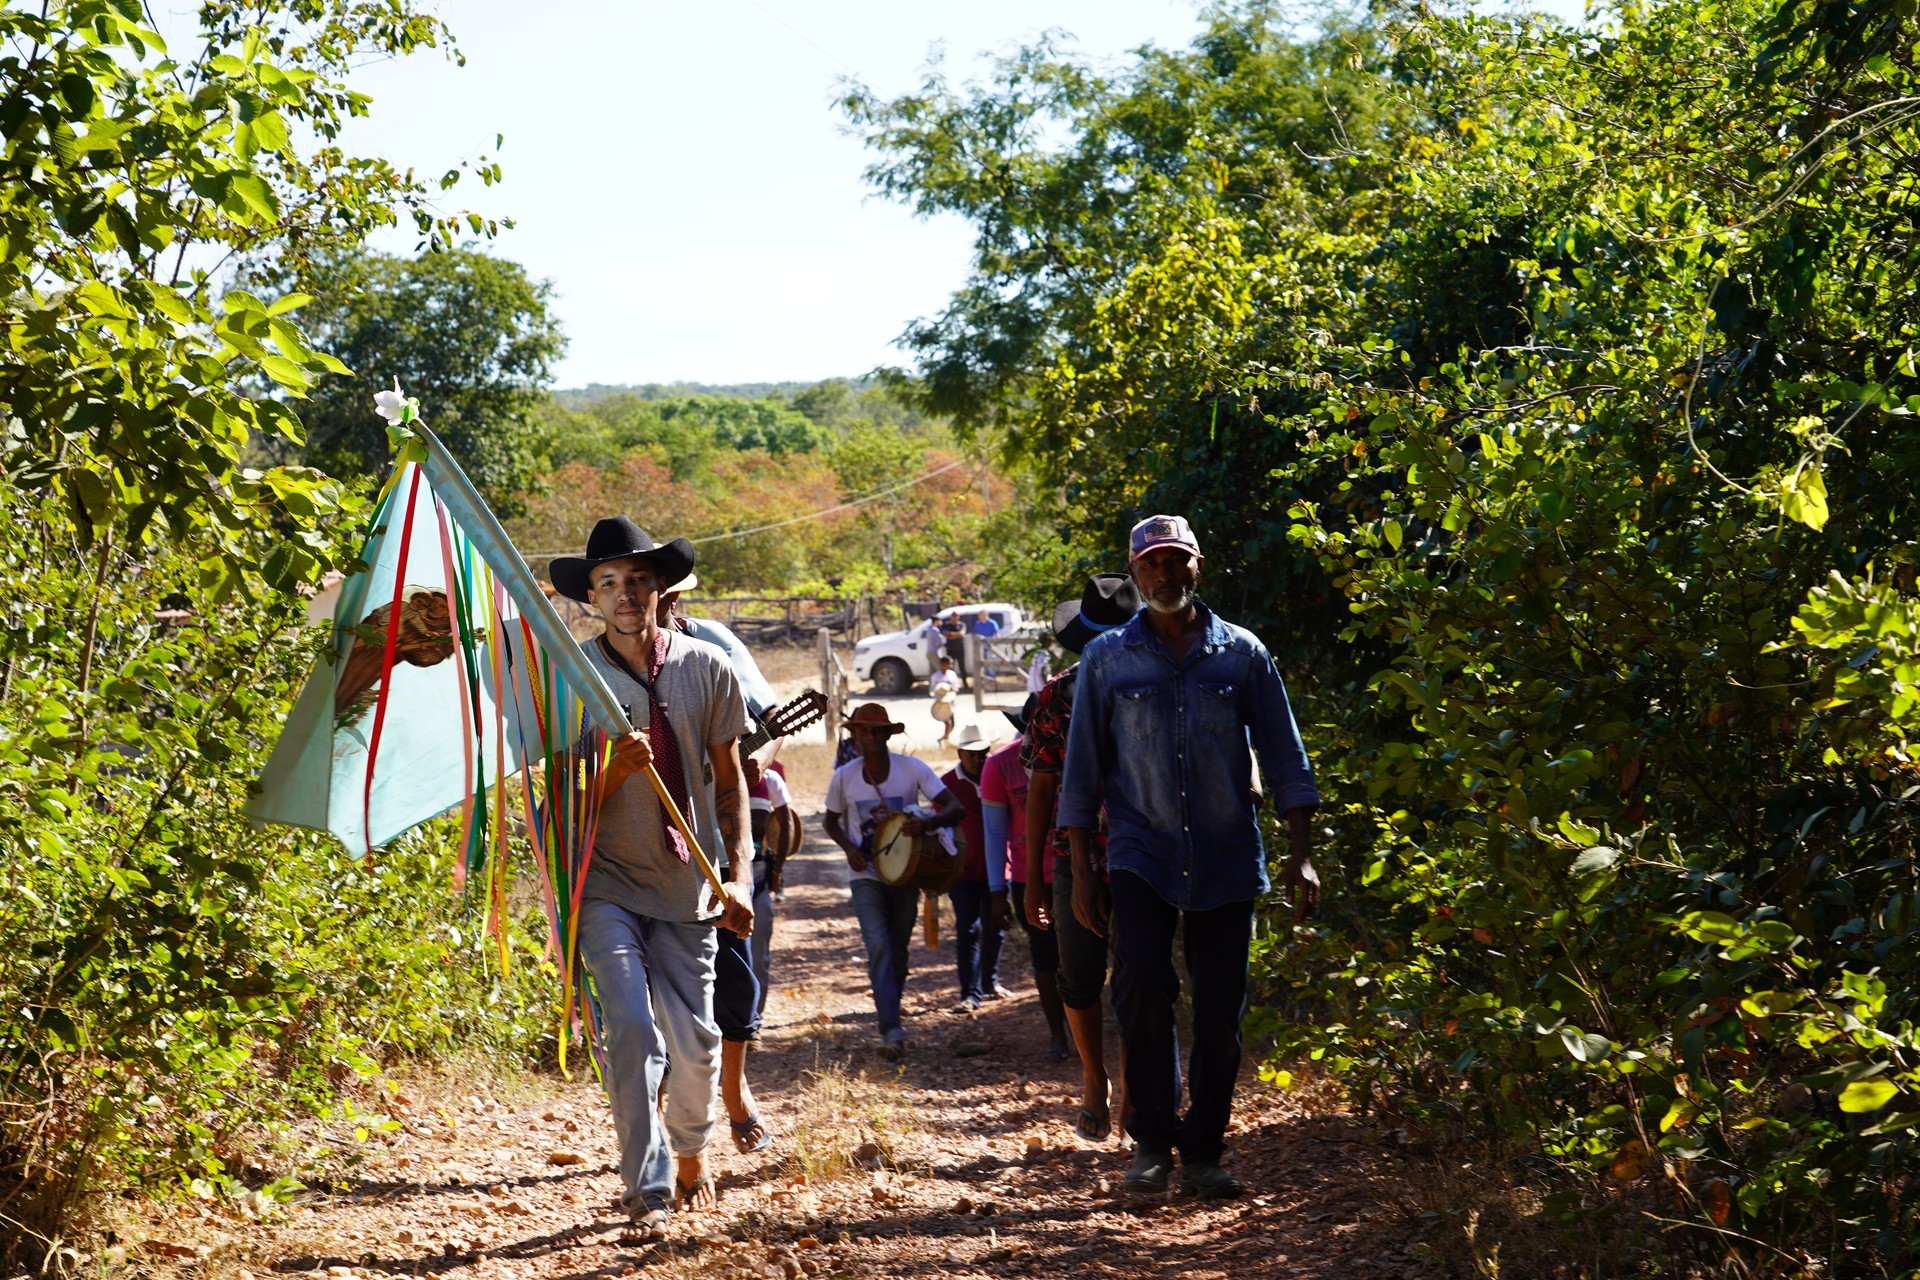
left=580, top=632, right=752, bottom=923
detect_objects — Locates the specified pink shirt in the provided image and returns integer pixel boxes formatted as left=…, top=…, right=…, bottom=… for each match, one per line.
left=980, top=741, right=1046, bottom=884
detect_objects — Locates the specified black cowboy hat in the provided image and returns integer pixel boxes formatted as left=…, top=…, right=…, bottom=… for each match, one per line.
left=1003, top=691, right=1039, bottom=735
left=1051, top=572, right=1141, bottom=655
left=548, top=516, right=697, bottom=604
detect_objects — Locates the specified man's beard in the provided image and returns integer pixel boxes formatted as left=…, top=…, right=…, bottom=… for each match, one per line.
left=1146, top=587, right=1194, bottom=614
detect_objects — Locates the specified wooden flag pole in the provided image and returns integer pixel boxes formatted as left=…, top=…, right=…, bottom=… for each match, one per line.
left=642, top=762, right=728, bottom=900
left=404, top=416, right=729, bottom=903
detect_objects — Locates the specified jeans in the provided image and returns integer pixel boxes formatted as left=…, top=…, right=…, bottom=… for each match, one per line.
left=1109, top=869, right=1253, bottom=1166
left=849, top=877, right=921, bottom=1040
left=1052, top=854, right=1113, bottom=1011
left=948, top=879, right=1004, bottom=1000
left=1056, top=604, right=1321, bottom=911
left=577, top=898, right=720, bottom=1212
left=750, top=876, right=774, bottom=1020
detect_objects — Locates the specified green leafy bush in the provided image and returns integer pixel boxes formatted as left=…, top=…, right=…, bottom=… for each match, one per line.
left=852, top=0, right=1920, bottom=1267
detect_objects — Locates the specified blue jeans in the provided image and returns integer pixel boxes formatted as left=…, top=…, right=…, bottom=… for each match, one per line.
left=750, top=877, right=774, bottom=1021
left=1109, top=870, right=1253, bottom=1166
left=577, top=899, right=720, bottom=1212
left=849, top=878, right=920, bottom=1040
left=948, top=879, right=1004, bottom=1000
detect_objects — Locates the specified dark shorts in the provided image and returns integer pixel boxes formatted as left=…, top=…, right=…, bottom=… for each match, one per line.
left=1052, top=855, right=1113, bottom=1010
left=714, top=921, right=761, bottom=1042
left=1008, top=880, right=1058, bottom=974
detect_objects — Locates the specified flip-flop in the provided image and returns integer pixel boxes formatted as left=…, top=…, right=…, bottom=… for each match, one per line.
left=1074, top=1106, right=1113, bottom=1143
left=675, top=1175, right=714, bottom=1212
left=1043, top=1042, right=1071, bottom=1064
left=730, top=1114, right=773, bottom=1154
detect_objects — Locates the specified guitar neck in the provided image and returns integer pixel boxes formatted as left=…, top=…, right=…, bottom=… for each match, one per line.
left=739, top=722, right=774, bottom=758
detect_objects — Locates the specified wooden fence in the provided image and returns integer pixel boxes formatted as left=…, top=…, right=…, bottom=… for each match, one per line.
left=548, top=591, right=869, bottom=646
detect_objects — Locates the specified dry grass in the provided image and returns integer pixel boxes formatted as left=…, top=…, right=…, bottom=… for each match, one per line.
left=770, top=740, right=840, bottom=806
left=751, top=640, right=853, bottom=689
left=782, top=1054, right=921, bottom=1183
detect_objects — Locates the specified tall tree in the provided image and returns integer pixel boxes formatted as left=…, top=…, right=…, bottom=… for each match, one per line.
left=290, top=249, right=565, bottom=510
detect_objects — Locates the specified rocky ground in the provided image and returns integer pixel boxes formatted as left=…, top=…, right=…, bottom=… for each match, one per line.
left=113, top=783, right=1444, bottom=1280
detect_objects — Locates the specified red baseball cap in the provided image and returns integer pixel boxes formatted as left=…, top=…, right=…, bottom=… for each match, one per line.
left=1129, top=514, right=1202, bottom=561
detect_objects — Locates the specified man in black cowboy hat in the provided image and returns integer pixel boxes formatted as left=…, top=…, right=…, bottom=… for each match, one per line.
left=1021, top=572, right=1141, bottom=1146
left=822, top=703, right=964, bottom=1058
left=549, top=516, right=756, bottom=1241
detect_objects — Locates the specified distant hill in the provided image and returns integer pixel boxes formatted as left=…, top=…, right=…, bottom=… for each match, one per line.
left=555, top=377, right=876, bottom=409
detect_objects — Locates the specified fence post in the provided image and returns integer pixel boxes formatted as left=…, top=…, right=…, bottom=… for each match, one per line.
left=818, top=626, right=838, bottom=743
left=969, top=631, right=983, bottom=714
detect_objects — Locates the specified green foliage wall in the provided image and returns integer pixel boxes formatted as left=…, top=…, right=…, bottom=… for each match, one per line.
left=0, top=1, right=553, bottom=1264
left=853, top=0, right=1920, bottom=1267
left=286, top=249, right=567, bottom=512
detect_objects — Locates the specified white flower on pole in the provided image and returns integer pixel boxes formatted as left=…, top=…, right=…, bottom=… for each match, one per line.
left=373, top=379, right=417, bottom=425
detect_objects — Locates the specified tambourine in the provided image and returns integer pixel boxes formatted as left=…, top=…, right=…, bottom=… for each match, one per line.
left=871, top=809, right=962, bottom=894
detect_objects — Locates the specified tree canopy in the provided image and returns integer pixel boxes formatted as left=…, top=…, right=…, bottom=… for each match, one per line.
left=288, top=248, right=566, bottom=511
left=851, top=0, right=1920, bottom=1266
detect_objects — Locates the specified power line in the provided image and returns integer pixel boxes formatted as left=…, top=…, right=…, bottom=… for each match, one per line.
left=518, top=456, right=973, bottom=559
left=736, top=0, right=857, bottom=74
left=687, top=456, right=970, bottom=543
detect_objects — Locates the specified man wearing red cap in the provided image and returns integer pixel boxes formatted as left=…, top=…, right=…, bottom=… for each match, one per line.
left=1059, top=514, right=1322, bottom=1201
left=822, top=704, right=964, bottom=1057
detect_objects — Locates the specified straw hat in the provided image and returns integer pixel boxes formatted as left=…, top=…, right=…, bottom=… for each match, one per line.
left=844, top=703, right=906, bottom=734
left=950, top=723, right=997, bottom=752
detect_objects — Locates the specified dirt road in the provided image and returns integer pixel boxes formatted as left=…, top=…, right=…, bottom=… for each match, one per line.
left=123, top=806, right=1432, bottom=1280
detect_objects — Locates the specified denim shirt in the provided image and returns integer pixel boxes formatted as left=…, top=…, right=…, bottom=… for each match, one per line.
left=1057, top=603, right=1320, bottom=911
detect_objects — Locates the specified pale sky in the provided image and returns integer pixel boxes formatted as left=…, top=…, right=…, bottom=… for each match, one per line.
left=192, top=1, right=1584, bottom=388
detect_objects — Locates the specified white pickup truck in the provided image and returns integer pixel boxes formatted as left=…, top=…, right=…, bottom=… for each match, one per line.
left=852, top=603, right=1035, bottom=695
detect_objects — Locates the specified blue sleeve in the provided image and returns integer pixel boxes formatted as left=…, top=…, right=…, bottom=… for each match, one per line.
left=687, top=617, right=778, bottom=717
left=981, top=802, right=1009, bottom=891
left=1248, top=643, right=1321, bottom=813
left=1058, top=666, right=1108, bottom=830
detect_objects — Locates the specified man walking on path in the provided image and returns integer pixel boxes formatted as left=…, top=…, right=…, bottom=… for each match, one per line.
left=548, top=517, right=756, bottom=1242
left=1060, top=515, right=1322, bottom=1201
left=823, top=704, right=964, bottom=1058
left=1023, top=573, right=1141, bottom=1143
left=982, top=699, right=1070, bottom=1061
left=943, top=723, right=1005, bottom=1010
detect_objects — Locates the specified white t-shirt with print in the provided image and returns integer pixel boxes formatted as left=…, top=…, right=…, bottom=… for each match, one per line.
left=824, top=752, right=948, bottom=883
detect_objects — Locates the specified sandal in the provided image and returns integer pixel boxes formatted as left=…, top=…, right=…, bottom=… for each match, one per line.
left=1074, top=1106, right=1113, bottom=1143
left=1043, top=1041, right=1071, bottom=1064
left=675, top=1174, right=714, bottom=1212
left=620, top=1206, right=669, bottom=1245
left=730, top=1113, right=773, bottom=1154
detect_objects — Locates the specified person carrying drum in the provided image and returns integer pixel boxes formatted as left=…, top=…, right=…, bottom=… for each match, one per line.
left=943, top=722, right=1006, bottom=1010
left=823, top=703, right=964, bottom=1059
left=547, top=518, right=755, bottom=1242
left=1023, top=572, right=1140, bottom=1145
left=1059, top=515, right=1322, bottom=1201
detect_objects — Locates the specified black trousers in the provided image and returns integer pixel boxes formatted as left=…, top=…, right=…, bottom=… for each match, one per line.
left=1109, top=869, right=1254, bottom=1166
